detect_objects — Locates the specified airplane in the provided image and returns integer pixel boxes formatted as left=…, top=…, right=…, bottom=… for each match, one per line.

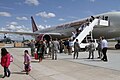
left=0, top=11, right=120, bottom=49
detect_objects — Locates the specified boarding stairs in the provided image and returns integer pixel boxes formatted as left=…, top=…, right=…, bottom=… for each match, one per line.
left=73, top=19, right=109, bottom=48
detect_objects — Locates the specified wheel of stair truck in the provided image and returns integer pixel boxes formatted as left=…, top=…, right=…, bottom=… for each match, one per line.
left=115, top=43, right=120, bottom=49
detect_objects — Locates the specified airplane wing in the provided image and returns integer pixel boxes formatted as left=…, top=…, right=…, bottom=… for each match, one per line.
left=0, top=31, right=37, bottom=35
left=0, top=30, right=62, bottom=36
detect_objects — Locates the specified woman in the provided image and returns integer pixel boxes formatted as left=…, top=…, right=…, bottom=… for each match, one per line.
left=37, top=41, right=45, bottom=62
left=1, top=48, right=11, bottom=78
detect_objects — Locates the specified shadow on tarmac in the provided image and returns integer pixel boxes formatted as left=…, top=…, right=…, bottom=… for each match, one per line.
left=0, top=74, right=3, bottom=78
left=12, top=71, right=26, bottom=75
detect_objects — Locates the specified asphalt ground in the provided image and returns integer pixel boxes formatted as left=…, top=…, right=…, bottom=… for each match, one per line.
left=0, top=48, right=120, bottom=80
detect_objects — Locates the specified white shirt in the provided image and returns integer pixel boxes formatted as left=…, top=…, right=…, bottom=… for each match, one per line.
left=101, top=39, right=108, bottom=49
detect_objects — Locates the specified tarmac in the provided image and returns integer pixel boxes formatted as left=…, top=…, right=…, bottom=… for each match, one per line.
left=0, top=48, right=120, bottom=80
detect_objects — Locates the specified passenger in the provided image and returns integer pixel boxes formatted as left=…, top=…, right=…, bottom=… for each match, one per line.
left=90, top=16, right=95, bottom=22
left=1, top=48, right=11, bottom=78
left=87, top=40, right=95, bottom=59
left=102, top=16, right=105, bottom=20
left=47, top=39, right=52, bottom=58
left=52, top=38, right=59, bottom=60
left=76, top=28, right=80, bottom=37
left=96, top=16, right=102, bottom=21
left=97, top=37, right=102, bottom=58
left=79, top=23, right=84, bottom=31
left=73, top=39, right=80, bottom=59
left=37, top=40, right=45, bottom=62
left=43, top=39, right=47, bottom=58
left=101, top=36, right=108, bottom=62
left=63, top=39, right=69, bottom=54
left=72, top=31, right=76, bottom=40
left=68, top=39, right=73, bottom=55
left=29, top=40, right=35, bottom=56
left=23, top=50, right=31, bottom=75
left=59, top=39, right=64, bottom=53
left=105, top=16, right=108, bottom=21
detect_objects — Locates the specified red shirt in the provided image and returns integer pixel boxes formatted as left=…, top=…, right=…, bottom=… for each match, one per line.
left=1, top=53, right=10, bottom=67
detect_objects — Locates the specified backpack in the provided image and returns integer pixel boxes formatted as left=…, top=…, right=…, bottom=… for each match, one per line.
left=10, top=55, right=13, bottom=62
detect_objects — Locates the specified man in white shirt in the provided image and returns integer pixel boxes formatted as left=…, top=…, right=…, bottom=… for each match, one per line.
left=101, top=36, right=108, bottom=62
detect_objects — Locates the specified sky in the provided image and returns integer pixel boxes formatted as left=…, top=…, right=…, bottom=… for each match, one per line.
left=0, top=0, right=120, bottom=41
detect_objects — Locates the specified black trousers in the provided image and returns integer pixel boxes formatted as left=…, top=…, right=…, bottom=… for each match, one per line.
left=4, top=67, right=11, bottom=77
left=102, top=47, right=108, bottom=61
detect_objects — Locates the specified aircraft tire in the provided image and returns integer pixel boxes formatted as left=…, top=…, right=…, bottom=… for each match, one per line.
left=115, top=44, right=120, bottom=49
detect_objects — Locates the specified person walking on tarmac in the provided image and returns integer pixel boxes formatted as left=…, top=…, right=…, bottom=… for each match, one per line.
left=52, top=38, right=59, bottom=60
left=73, top=39, right=80, bottom=59
left=1, top=48, right=11, bottom=78
left=23, top=50, right=31, bottom=75
left=37, top=40, right=45, bottom=62
left=87, top=40, right=95, bottom=59
left=101, top=36, right=108, bottom=62
left=97, top=37, right=102, bottom=58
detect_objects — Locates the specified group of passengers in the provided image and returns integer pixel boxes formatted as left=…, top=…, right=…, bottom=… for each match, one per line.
left=71, top=16, right=95, bottom=41
left=34, top=38, right=60, bottom=62
left=70, top=15, right=109, bottom=60
left=71, top=15, right=109, bottom=41
left=28, top=38, right=77, bottom=62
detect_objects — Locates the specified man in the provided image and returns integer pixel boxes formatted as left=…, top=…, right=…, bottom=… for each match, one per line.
left=87, top=40, right=95, bottom=59
left=101, top=36, right=108, bottom=62
left=52, top=38, right=59, bottom=60
left=73, top=39, right=80, bottom=59
left=30, top=40, right=35, bottom=56
left=97, top=37, right=102, bottom=58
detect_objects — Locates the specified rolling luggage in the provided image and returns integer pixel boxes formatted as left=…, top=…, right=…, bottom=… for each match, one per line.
left=34, top=53, right=38, bottom=60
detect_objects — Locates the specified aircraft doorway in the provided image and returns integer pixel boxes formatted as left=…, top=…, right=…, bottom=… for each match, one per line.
left=43, top=34, right=51, bottom=42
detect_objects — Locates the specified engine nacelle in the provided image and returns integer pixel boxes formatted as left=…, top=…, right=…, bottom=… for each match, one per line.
left=35, top=34, right=51, bottom=42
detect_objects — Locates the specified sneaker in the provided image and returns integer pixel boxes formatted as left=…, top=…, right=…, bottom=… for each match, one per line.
left=87, top=57, right=90, bottom=59
left=91, top=57, right=94, bottom=59
left=2, top=76, right=5, bottom=78
left=97, top=57, right=100, bottom=58
left=7, top=74, right=10, bottom=77
left=26, top=72, right=29, bottom=75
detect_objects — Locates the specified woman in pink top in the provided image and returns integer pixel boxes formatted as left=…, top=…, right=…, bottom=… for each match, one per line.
left=24, top=50, right=31, bottom=75
left=1, top=48, right=11, bottom=78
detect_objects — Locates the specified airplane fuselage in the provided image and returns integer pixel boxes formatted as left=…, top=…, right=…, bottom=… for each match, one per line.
left=36, top=12, right=120, bottom=40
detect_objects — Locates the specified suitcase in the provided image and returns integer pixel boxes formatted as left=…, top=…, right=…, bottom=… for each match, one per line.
left=34, top=53, right=38, bottom=60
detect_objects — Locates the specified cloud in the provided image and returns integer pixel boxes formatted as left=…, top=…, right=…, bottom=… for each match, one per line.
left=0, top=6, right=14, bottom=10
left=16, top=17, right=28, bottom=20
left=90, top=0, right=95, bottom=2
left=25, top=0, right=39, bottom=6
left=68, top=16, right=78, bottom=19
left=110, top=10, right=117, bottom=12
left=71, top=0, right=76, bottom=1
left=0, top=12, right=11, bottom=17
left=0, top=21, right=33, bottom=40
left=43, top=20, right=47, bottom=23
left=59, top=18, right=65, bottom=21
left=2, top=22, right=32, bottom=33
left=38, top=25, right=51, bottom=29
left=58, top=6, right=62, bottom=9
left=36, top=11, right=56, bottom=18
left=10, top=22, right=18, bottom=26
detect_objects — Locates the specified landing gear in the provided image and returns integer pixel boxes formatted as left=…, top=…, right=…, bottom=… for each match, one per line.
left=115, top=43, right=120, bottom=49
left=115, top=40, right=120, bottom=49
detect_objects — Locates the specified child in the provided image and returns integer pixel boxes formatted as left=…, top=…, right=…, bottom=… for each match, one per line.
left=1, top=48, right=11, bottom=78
left=24, top=50, right=31, bottom=75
